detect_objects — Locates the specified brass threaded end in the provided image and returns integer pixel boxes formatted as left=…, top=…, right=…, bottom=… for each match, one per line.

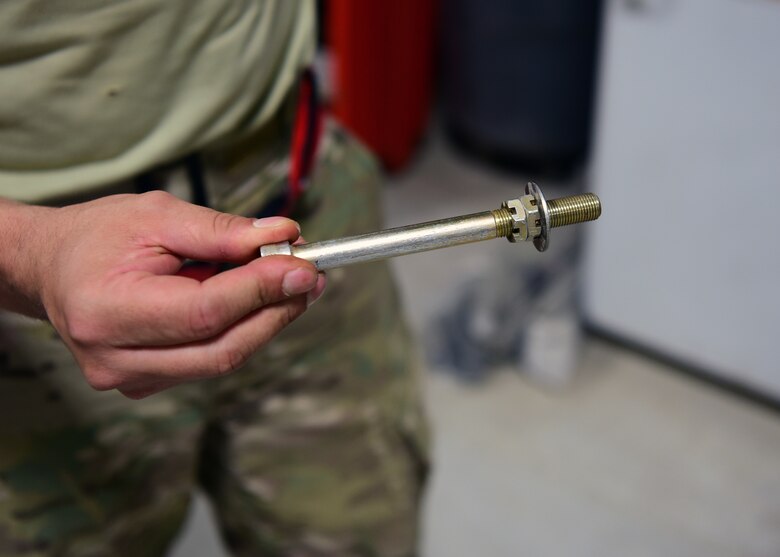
left=492, top=208, right=514, bottom=238
left=547, top=194, right=601, bottom=228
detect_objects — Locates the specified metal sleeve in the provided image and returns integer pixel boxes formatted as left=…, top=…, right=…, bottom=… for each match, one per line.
left=292, top=211, right=499, bottom=270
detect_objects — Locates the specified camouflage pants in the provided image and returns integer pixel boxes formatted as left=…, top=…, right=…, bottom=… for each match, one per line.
left=0, top=129, right=430, bottom=556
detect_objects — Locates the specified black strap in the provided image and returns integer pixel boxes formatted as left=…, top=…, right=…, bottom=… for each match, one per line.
left=134, top=170, right=158, bottom=194
left=134, top=154, right=209, bottom=208
left=184, top=154, right=209, bottom=207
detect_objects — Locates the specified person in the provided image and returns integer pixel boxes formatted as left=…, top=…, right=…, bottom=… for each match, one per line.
left=0, top=1, right=429, bottom=555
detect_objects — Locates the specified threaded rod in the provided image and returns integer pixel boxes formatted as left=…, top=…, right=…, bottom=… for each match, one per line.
left=492, top=208, right=514, bottom=238
left=261, top=186, right=602, bottom=269
left=547, top=194, right=602, bottom=228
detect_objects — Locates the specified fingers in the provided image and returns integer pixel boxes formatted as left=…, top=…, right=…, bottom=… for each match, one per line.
left=93, top=255, right=320, bottom=347
left=58, top=193, right=330, bottom=397
left=152, top=196, right=301, bottom=264
left=117, top=273, right=325, bottom=398
left=307, top=272, right=327, bottom=307
left=111, top=295, right=311, bottom=384
left=85, top=273, right=326, bottom=397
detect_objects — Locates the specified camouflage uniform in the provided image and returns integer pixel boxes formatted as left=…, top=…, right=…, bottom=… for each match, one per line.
left=0, top=126, right=430, bottom=556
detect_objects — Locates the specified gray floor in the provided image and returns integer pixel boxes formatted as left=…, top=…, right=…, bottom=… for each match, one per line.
left=170, top=137, right=780, bottom=556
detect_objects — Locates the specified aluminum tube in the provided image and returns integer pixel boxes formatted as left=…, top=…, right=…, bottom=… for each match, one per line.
left=292, top=211, right=499, bottom=270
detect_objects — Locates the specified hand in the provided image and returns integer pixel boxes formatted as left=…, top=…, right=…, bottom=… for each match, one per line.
left=10, top=191, right=325, bottom=398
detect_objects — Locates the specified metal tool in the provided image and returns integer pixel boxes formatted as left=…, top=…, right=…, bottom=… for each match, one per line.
left=260, top=182, right=601, bottom=271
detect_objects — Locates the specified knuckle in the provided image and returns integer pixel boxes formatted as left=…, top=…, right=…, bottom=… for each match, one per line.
left=254, top=278, right=273, bottom=308
left=140, top=189, right=175, bottom=207
left=280, top=299, right=307, bottom=328
left=212, top=211, right=240, bottom=231
left=210, top=212, right=242, bottom=258
left=64, top=314, right=97, bottom=345
left=254, top=300, right=306, bottom=347
left=63, top=301, right=103, bottom=346
left=83, top=366, right=120, bottom=392
left=187, top=297, right=226, bottom=339
left=213, top=345, right=250, bottom=377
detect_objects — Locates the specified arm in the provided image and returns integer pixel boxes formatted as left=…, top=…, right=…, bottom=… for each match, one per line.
left=0, top=198, right=53, bottom=316
left=0, top=192, right=325, bottom=399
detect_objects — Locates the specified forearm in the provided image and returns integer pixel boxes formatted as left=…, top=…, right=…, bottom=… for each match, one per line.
left=0, top=198, right=54, bottom=318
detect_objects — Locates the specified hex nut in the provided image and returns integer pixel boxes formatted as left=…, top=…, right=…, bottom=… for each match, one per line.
left=502, top=198, right=528, bottom=243
left=520, top=194, right=542, bottom=240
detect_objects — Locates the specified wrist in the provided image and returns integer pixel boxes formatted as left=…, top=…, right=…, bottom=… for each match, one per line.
left=0, top=199, right=57, bottom=318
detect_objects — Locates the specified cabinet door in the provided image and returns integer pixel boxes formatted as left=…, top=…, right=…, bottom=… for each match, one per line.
left=583, top=0, right=780, bottom=396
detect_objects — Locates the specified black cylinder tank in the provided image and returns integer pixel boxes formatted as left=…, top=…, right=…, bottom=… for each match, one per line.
left=440, top=0, right=603, bottom=178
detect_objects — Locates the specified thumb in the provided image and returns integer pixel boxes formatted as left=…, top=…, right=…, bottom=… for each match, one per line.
left=156, top=201, right=301, bottom=263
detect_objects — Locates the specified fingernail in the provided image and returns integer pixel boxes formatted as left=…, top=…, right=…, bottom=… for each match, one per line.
left=307, top=274, right=327, bottom=307
left=282, top=268, right=318, bottom=296
left=253, top=217, right=299, bottom=232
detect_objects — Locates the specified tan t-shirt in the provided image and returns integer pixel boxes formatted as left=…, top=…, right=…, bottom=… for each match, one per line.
left=0, top=0, right=314, bottom=202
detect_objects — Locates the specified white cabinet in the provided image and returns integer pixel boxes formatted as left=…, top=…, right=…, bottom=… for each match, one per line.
left=583, top=0, right=780, bottom=396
